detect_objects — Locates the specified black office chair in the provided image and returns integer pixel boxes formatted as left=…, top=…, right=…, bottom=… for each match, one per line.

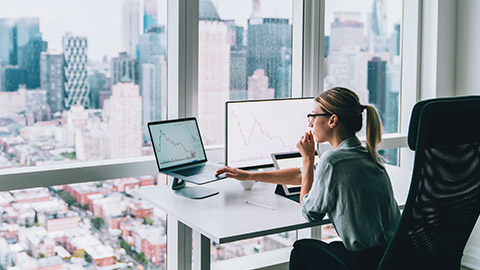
left=290, top=96, right=480, bottom=270
left=378, top=96, right=480, bottom=269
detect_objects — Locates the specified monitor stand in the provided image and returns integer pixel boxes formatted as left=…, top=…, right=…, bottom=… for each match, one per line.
left=171, top=178, right=219, bottom=199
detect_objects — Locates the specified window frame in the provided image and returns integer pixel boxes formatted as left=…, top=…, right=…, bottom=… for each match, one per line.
left=0, top=0, right=420, bottom=267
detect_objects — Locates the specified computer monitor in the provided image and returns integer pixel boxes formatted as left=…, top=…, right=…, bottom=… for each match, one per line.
left=226, top=97, right=314, bottom=169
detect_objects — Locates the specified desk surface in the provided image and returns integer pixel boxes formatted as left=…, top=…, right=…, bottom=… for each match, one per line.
left=133, top=165, right=411, bottom=244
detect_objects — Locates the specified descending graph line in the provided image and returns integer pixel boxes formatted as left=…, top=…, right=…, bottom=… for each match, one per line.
left=230, top=110, right=290, bottom=148
left=157, top=129, right=196, bottom=164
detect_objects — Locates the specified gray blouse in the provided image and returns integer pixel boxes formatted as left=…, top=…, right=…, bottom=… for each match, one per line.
left=301, top=136, right=401, bottom=252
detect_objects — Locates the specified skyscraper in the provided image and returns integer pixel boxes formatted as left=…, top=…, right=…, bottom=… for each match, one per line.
left=4, top=66, right=28, bottom=92
left=104, top=81, right=142, bottom=159
left=122, top=0, right=141, bottom=58
left=198, top=0, right=231, bottom=144
left=144, top=0, right=158, bottom=33
left=370, top=0, right=388, bottom=53
left=329, top=12, right=364, bottom=53
left=275, top=47, right=291, bottom=98
left=111, top=52, right=139, bottom=86
left=326, top=12, right=369, bottom=104
left=62, top=33, right=90, bottom=109
left=88, top=70, right=108, bottom=110
left=247, top=69, right=274, bottom=99
left=21, top=36, right=48, bottom=89
left=0, top=18, right=46, bottom=90
left=15, top=18, right=41, bottom=68
left=0, top=19, right=15, bottom=66
left=0, top=60, right=3, bottom=92
left=40, top=51, right=64, bottom=115
left=368, top=56, right=387, bottom=121
left=246, top=17, right=291, bottom=97
left=229, top=23, right=247, bottom=96
left=138, top=25, right=167, bottom=141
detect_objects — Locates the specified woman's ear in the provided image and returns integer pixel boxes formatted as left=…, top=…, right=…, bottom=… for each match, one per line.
left=329, top=114, right=338, bottom=128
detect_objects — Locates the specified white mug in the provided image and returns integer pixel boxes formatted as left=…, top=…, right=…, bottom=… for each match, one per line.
left=239, top=180, right=256, bottom=190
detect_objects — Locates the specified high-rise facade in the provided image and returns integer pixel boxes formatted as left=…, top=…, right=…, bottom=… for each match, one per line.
left=40, top=51, right=64, bottom=115
left=104, top=81, right=142, bottom=159
left=0, top=19, right=15, bottom=66
left=4, top=66, right=28, bottom=92
left=367, top=56, right=387, bottom=120
left=229, top=24, right=247, bottom=96
left=247, top=69, right=274, bottom=100
left=246, top=18, right=291, bottom=98
left=122, top=0, right=140, bottom=58
left=329, top=12, right=364, bottom=53
left=144, top=0, right=158, bottom=33
left=88, top=71, right=108, bottom=110
left=138, top=26, right=167, bottom=141
left=62, top=33, right=90, bottom=109
left=140, top=55, right=166, bottom=141
left=15, top=18, right=41, bottom=67
left=21, top=36, right=47, bottom=89
left=0, top=18, right=46, bottom=90
left=111, top=52, right=139, bottom=86
left=198, top=3, right=230, bottom=145
left=370, top=0, right=388, bottom=53
left=326, top=12, right=369, bottom=104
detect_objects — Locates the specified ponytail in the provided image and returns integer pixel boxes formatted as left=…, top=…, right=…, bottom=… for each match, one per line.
left=315, top=87, right=384, bottom=167
left=364, top=104, right=383, bottom=167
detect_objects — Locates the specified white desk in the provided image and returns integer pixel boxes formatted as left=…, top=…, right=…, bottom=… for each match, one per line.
left=133, top=165, right=411, bottom=270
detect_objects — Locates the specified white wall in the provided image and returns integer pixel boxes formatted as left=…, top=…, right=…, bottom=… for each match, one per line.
left=456, top=0, right=480, bottom=96
left=455, top=1, right=480, bottom=268
left=420, top=0, right=457, bottom=99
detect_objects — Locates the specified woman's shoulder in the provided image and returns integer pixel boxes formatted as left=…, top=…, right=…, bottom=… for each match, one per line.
left=319, top=148, right=367, bottom=165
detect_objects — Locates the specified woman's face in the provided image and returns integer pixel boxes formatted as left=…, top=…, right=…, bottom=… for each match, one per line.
left=309, top=102, right=332, bottom=143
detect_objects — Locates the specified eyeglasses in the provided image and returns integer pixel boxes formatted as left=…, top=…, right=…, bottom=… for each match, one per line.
left=307, top=113, right=331, bottom=123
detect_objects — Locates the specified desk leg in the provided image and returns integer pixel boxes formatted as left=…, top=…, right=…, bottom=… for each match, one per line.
left=297, top=226, right=322, bottom=240
left=310, top=225, right=322, bottom=239
left=192, top=231, right=211, bottom=270
left=167, top=217, right=192, bottom=270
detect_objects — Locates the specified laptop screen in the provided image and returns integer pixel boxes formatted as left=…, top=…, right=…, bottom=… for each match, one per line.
left=148, top=118, right=207, bottom=170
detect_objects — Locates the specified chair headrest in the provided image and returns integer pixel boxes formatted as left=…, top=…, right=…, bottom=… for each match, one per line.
left=407, top=96, right=480, bottom=151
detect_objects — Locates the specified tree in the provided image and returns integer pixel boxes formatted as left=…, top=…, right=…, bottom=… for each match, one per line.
left=136, top=252, right=148, bottom=265
left=91, top=217, right=105, bottom=230
left=58, top=191, right=76, bottom=206
left=143, top=217, right=154, bottom=226
left=119, top=239, right=132, bottom=253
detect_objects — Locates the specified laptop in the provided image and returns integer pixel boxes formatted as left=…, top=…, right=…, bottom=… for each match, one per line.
left=148, top=117, right=227, bottom=185
left=271, top=151, right=319, bottom=202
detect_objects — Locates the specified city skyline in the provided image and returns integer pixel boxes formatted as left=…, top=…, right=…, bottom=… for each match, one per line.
left=0, top=0, right=401, bottom=61
left=0, top=1, right=402, bottom=268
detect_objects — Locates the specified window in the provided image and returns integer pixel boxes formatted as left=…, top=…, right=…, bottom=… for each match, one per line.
left=0, top=0, right=168, bottom=169
left=0, top=0, right=168, bottom=269
left=0, top=0, right=418, bottom=268
left=197, top=0, right=294, bottom=146
left=324, top=0, right=402, bottom=164
left=0, top=176, right=167, bottom=269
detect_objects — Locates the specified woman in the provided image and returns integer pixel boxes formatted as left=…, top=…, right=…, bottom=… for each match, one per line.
left=216, top=87, right=400, bottom=269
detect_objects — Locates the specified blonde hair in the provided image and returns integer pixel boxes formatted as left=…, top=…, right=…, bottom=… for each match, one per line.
left=315, top=87, right=383, bottom=166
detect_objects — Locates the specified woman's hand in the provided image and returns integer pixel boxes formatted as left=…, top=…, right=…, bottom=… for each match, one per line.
left=216, top=166, right=252, bottom=181
left=296, top=130, right=316, bottom=160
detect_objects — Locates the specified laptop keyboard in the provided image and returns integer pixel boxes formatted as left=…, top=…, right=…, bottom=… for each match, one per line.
left=173, top=164, right=217, bottom=177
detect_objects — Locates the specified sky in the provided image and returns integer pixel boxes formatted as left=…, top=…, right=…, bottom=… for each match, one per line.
left=0, top=0, right=401, bottom=62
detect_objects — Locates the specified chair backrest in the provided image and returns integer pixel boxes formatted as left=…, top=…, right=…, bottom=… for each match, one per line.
left=378, top=96, right=480, bottom=270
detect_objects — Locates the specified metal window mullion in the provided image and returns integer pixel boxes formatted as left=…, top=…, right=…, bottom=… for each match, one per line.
left=399, top=0, right=422, bottom=169
left=302, top=0, right=325, bottom=98
left=0, top=156, right=158, bottom=192
left=168, top=0, right=199, bottom=119
left=291, top=0, right=304, bottom=98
